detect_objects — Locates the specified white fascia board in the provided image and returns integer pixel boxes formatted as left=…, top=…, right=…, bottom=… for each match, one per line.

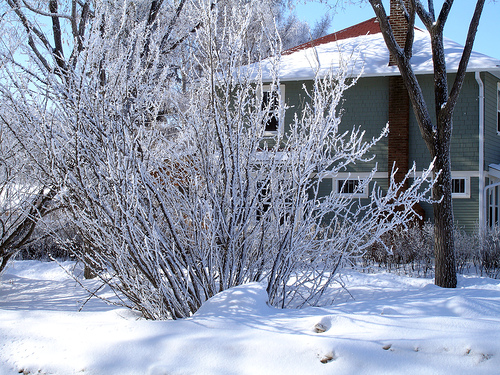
left=489, top=164, right=500, bottom=180
left=322, top=171, right=388, bottom=179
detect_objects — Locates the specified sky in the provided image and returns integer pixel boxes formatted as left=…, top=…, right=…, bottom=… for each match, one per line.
left=294, top=1, right=500, bottom=60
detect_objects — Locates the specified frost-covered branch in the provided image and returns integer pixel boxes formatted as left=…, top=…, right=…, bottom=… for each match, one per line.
left=1, top=0, right=435, bottom=317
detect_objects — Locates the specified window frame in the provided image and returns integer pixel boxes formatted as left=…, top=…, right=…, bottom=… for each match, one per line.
left=261, top=84, right=285, bottom=137
left=334, top=177, right=369, bottom=198
left=451, top=175, right=471, bottom=199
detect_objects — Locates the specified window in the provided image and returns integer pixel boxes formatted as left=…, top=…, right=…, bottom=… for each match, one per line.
left=497, top=82, right=500, bottom=133
left=338, top=179, right=359, bottom=194
left=336, top=178, right=368, bottom=198
left=451, top=178, right=465, bottom=194
left=451, top=176, right=470, bottom=198
left=261, top=85, right=284, bottom=135
left=487, top=182, right=499, bottom=227
left=262, top=91, right=279, bottom=133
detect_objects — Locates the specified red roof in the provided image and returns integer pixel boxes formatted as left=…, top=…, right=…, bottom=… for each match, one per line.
left=283, top=18, right=382, bottom=55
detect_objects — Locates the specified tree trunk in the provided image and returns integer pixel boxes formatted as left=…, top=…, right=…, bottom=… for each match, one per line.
left=430, top=119, right=457, bottom=288
left=367, top=0, right=487, bottom=289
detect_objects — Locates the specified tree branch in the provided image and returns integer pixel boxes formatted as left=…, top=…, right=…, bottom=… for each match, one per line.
left=427, top=0, right=435, bottom=19
left=447, top=0, right=486, bottom=112
left=7, top=0, right=53, bottom=72
left=159, top=0, right=189, bottom=52
left=369, top=0, right=434, bottom=142
left=414, top=0, right=434, bottom=29
left=403, top=0, right=415, bottom=59
left=436, top=0, right=453, bottom=34
left=49, top=0, right=67, bottom=74
left=21, top=0, right=72, bottom=20
left=147, top=0, right=164, bottom=26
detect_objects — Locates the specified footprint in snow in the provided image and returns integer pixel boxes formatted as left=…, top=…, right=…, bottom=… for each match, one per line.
left=313, top=316, right=332, bottom=333
left=318, top=350, right=337, bottom=364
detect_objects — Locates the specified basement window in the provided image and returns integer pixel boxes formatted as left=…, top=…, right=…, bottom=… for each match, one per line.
left=451, top=176, right=470, bottom=198
left=336, top=179, right=368, bottom=198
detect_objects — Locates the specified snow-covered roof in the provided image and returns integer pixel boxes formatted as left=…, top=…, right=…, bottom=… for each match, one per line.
left=258, top=18, right=500, bottom=82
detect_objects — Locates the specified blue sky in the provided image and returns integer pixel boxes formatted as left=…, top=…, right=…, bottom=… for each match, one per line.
left=294, top=1, right=500, bottom=60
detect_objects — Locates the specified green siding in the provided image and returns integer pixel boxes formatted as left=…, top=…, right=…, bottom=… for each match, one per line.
left=281, top=72, right=492, bottom=232
left=282, top=80, right=310, bottom=130
left=483, top=72, right=500, bottom=168
left=284, top=74, right=481, bottom=173
left=408, top=75, right=434, bottom=170
left=283, top=77, right=389, bottom=173
left=450, top=73, right=480, bottom=171
left=341, top=77, right=389, bottom=172
left=453, top=177, right=480, bottom=231
left=409, top=73, right=480, bottom=171
left=415, top=177, right=480, bottom=233
left=315, top=177, right=332, bottom=198
left=342, top=77, right=389, bottom=172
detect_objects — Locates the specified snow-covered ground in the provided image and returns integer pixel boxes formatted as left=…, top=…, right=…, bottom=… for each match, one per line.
left=1, top=261, right=499, bottom=374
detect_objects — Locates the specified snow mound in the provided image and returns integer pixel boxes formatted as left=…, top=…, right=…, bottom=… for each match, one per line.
left=194, top=282, right=274, bottom=319
left=2, top=260, right=78, bottom=281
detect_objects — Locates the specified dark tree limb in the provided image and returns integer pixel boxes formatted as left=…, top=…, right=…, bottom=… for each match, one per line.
left=49, top=0, right=67, bottom=74
left=367, top=0, right=487, bottom=288
left=369, top=0, right=434, bottom=144
left=447, top=0, right=485, bottom=113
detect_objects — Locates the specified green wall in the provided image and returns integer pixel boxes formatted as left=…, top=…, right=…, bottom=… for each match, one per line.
left=408, top=73, right=480, bottom=171
left=483, top=72, right=500, bottom=168
left=281, top=71, right=494, bottom=232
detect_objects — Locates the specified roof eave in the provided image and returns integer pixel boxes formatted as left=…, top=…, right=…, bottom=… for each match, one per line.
left=268, top=67, right=500, bottom=83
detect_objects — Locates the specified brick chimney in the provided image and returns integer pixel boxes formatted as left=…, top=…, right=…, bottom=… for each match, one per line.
left=387, top=0, right=425, bottom=223
left=388, top=0, right=410, bottom=187
left=389, top=0, right=409, bottom=66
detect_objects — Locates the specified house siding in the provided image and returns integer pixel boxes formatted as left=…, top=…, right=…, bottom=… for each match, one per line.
left=483, top=72, right=500, bottom=168
left=341, top=77, right=389, bottom=172
left=283, top=77, right=389, bottom=173
left=409, top=73, right=480, bottom=172
left=283, top=80, right=309, bottom=131
left=408, top=73, right=481, bottom=232
left=453, top=177, right=480, bottom=230
left=450, top=73, right=480, bottom=171
left=282, top=71, right=493, bottom=232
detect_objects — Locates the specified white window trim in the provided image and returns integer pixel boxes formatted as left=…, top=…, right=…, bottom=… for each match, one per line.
left=326, top=171, right=473, bottom=199
left=337, top=179, right=368, bottom=198
left=451, top=173, right=472, bottom=199
left=329, top=173, right=372, bottom=198
left=261, top=84, right=285, bottom=137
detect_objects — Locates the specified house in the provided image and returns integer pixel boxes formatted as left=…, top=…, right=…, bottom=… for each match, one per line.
left=257, top=4, right=500, bottom=232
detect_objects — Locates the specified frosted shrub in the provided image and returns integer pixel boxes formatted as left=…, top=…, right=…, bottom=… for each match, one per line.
left=364, top=223, right=500, bottom=279
left=1, top=1, right=435, bottom=318
left=473, top=226, right=500, bottom=278
left=454, top=226, right=500, bottom=278
left=454, top=226, right=478, bottom=275
left=362, top=223, right=434, bottom=277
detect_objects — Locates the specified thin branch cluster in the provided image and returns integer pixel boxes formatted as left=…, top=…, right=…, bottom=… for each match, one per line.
left=0, top=0, right=435, bottom=318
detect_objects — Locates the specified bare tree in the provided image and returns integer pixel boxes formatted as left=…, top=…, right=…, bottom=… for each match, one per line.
left=361, top=0, right=490, bottom=288
left=0, top=104, right=56, bottom=274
